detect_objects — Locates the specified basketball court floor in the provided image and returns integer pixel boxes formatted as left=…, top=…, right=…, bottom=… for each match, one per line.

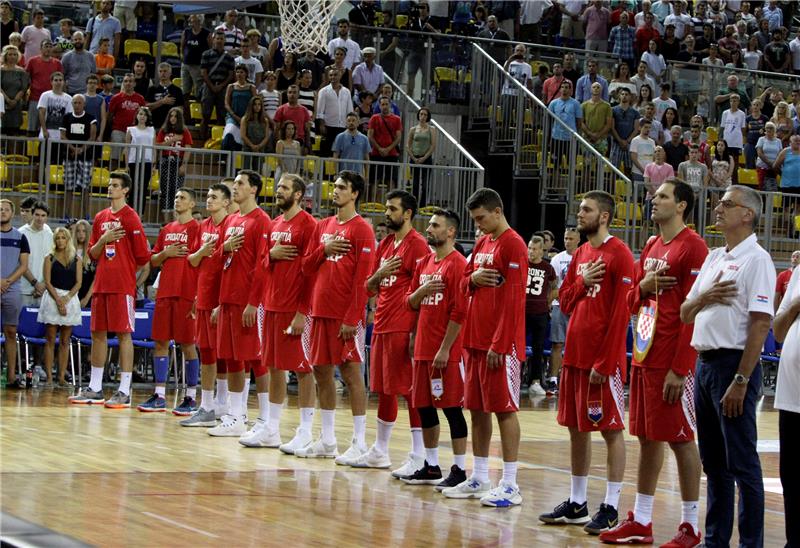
left=0, top=388, right=785, bottom=546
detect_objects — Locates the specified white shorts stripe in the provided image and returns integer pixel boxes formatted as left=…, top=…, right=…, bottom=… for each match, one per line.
left=610, top=369, right=626, bottom=427
left=126, top=295, right=135, bottom=332
left=505, top=344, right=521, bottom=409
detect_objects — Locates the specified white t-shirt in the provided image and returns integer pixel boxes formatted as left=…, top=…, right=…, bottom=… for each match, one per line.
left=18, top=224, right=54, bottom=296
left=664, top=13, right=692, bottom=39
left=775, top=267, right=800, bottom=412
left=629, top=135, right=656, bottom=175
left=687, top=233, right=776, bottom=352
left=234, top=55, right=264, bottom=84
left=259, top=89, right=281, bottom=120
left=37, top=91, right=73, bottom=138
left=502, top=60, right=532, bottom=96
left=790, top=37, right=800, bottom=71
left=653, top=97, right=677, bottom=124
left=720, top=108, right=746, bottom=149
left=550, top=249, right=573, bottom=307
left=126, top=125, right=155, bottom=163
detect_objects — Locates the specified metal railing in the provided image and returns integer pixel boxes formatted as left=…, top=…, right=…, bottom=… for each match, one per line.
left=0, top=135, right=482, bottom=240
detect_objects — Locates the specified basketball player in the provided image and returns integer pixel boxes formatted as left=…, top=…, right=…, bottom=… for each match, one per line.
left=548, top=228, right=580, bottom=395
left=207, top=170, right=271, bottom=437
left=295, top=170, right=374, bottom=462
left=181, top=183, right=231, bottom=427
left=137, top=188, right=201, bottom=413
left=351, top=190, right=429, bottom=474
left=69, top=172, right=150, bottom=406
left=539, top=190, right=634, bottom=534
left=403, top=208, right=469, bottom=490
left=442, top=188, right=528, bottom=508
left=244, top=174, right=318, bottom=450
left=600, top=179, right=707, bottom=546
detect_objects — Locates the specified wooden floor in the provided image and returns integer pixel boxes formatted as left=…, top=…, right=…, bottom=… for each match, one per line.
left=0, top=386, right=786, bottom=547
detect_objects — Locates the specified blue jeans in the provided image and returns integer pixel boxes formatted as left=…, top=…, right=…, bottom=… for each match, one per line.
left=695, top=350, right=764, bottom=548
left=744, top=143, right=757, bottom=169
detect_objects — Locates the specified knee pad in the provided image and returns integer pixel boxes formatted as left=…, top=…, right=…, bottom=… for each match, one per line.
left=417, top=406, right=440, bottom=429
left=377, top=393, right=399, bottom=423
left=443, top=406, right=468, bottom=439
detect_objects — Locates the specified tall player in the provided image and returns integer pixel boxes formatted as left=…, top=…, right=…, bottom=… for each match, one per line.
left=547, top=228, right=580, bottom=395
left=442, top=188, right=528, bottom=508
left=137, top=188, right=201, bottom=413
left=539, top=190, right=634, bottom=534
left=351, top=190, right=429, bottom=473
left=181, top=183, right=232, bottom=426
left=69, top=172, right=150, bottom=406
left=295, top=170, right=374, bottom=462
left=600, top=179, right=707, bottom=547
left=403, top=208, right=469, bottom=490
left=207, top=170, right=271, bottom=437
left=244, top=174, right=318, bottom=450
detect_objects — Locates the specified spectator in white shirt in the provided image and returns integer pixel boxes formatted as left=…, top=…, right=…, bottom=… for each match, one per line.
left=663, top=0, right=693, bottom=40
left=327, top=19, right=361, bottom=70
left=719, top=94, right=747, bottom=182
left=317, top=67, right=353, bottom=158
left=19, top=201, right=53, bottom=307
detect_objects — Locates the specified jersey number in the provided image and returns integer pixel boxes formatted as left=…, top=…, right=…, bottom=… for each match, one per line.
left=527, top=275, right=544, bottom=295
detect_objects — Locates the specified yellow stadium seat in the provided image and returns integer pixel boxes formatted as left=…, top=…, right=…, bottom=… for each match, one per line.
left=395, top=14, right=408, bottom=28
left=305, top=156, right=319, bottom=174
left=125, top=39, right=152, bottom=58
left=150, top=169, right=160, bottom=191
left=795, top=215, right=800, bottom=232
left=1, top=154, right=28, bottom=165
left=14, top=182, right=41, bottom=193
left=235, top=154, right=243, bottom=169
left=266, top=156, right=279, bottom=171
left=259, top=178, right=275, bottom=197
left=172, top=77, right=182, bottom=89
left=434, top=67, right=457, bottom=84
left=26, top=140, right=39, bottom=157
left=102, top=145, right=111, bottom=162
left=738, top=168, right=758, bottom=187
left=21, top=110, right=28, bottom=129
left=210, top=126, right=224, bottom=141
left=153, top=41, right=179, bottom=58
left=324, top=160, right=337, bottom=178
left=321, top=181, right=333, bottom=201
left=91, top=167, right=111, bottom=188
left=190, top=101, right=202, bottom=121
left=203, top=139, right=221, bottom=150
left=614, top=179, right=630, bottom=200
left=529, top=61, right=549, bottom=75
left=360, top=202, right=385, bottom=213
left=706, top=126, right=718, bottom=143
left=311, top=135, right=321, bottom=152
left=49, top=165, right=64, bottom=185
left=0, top=160, right=7, bottom=184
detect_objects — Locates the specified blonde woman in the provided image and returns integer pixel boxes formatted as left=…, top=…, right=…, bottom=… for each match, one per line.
left=771, top=101, right=794, bottom=147
left=37, top=227, right=82, bottom=386
left=71, top=219, right=95, bottom=308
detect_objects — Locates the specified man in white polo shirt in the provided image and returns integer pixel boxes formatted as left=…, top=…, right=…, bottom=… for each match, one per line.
left=773, top=263, right=800, bottom=548
left=680, top=184, right=774, bottom=548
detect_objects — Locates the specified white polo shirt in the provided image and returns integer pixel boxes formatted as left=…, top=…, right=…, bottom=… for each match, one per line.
left=315, top=84, right=353, bottom=128
left=687, top=233, right=775, bottom=352
left=775, top=267, right=800, bottom=412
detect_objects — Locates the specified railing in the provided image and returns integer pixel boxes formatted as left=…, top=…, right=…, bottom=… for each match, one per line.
left=0, top=135, right=482, bottom=240
left=469, top=43, right=633, bottom=237
left=619, top=181, right=800, bottom=263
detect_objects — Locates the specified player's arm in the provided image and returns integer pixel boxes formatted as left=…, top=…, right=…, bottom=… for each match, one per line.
left=150, top=230, right=181, bottom=268
left=490, top=244, right=528, bottom=355
left=626, top=238, right=651, bottom=313
left=670, top=239, right=709, bottom=376
left=343, top=227, right=375, bottom=327
left=558, top=250, right=589, bottom=314
left=592, top=249, right=635, bottom=378
left=301, top=222, right=335, bottom=274
left=247, top=218, right=272, bottom=307
left=129, top=214, right=152, bottom=266
left=408, top=270, right=445, bottom=310
left=366, top=253, right=401, bottom=295
left=188, top=233, right=217, bottom=267
left=433, top=320, right=462, bottom=369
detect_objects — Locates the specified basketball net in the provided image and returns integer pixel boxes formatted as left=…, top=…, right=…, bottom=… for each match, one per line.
left=276, top=0, right=347, bottom=55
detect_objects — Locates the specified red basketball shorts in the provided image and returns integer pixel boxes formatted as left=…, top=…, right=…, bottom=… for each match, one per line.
left=412, top=359, right=464, bottom=409
left=557, top=365, right=625, bottom=432
left=262, top=310, right=312, bottom=373
left=370, top=332, right=412, bottom=395
left=629, top=366, right=696, bottom=442
left=90, top=293, right=135, bottom=334
left=216, top=303, right=262, bottom=361
left=310, top=317, right=365, bottom=366
left=195, top=308, right=217, bottom=356
left=463, top=347, right=521, bottom=413
left=152, top=297, right=195, bottom=344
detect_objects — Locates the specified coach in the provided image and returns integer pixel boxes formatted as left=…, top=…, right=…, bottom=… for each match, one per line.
left=680, top=185, right=775, bottom=548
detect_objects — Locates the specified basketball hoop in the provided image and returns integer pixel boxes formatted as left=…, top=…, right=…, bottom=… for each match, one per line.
left=276, top=0, right=347, bottom=55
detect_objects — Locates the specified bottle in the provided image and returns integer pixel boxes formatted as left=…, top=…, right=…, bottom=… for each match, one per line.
left=25, top=368, right=33, bottom=388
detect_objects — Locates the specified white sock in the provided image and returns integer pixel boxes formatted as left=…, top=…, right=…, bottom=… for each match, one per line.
left=321, top=409, right=336, bottom=445
left=244, top=377, right=251, bottom=394
left=119, top=371, right=132, bottom=395
left=300, top=407, right=314, bottom=433
left=453, top=453, right=466, bottom=470
left=425, top=447, right=439, bottom=466
left=241, top=389, right=249, bottom=415
left=410, top=427, right=424, bottom=457
left=201, top=389, right=214, bottom=410
left=633, top=493, right=655, bottom=524
left=268, top=401, right=282, bottom=431
left=186, top=386, right=196, bottom=399
left=473, top=456, right=490, bottom=483
left=155, top=385, right=165, bottom=397
left=216, top=379, right=228, bottom=404
left=604, top=481, right=623, bottom=509
left=681, top=500, right=699, bottom=530
left=570, top=475, right=588, bottom=505
left=89, top=366, right=104, bottom=392
left=502, top=461, right=518, bottom=488
left=229, top=391, right=243, bottom=417
left=353, top=414, right=366, bottom=446
left=375, top=418, right=394, bottom=453
left=257, top=392, right=270, bottom=422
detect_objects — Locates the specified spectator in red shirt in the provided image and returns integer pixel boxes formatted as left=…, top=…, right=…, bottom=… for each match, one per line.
left=108, top=73, right=146, bottom=163
left=25, top=39, right=62, bottom=133
left=776, top=250, right=800, bottom=310
left=367, top=95, right=402, bottom=187
left=273, top=84, right=312, bottom=152
left=635, top=12, right=661, bottom=57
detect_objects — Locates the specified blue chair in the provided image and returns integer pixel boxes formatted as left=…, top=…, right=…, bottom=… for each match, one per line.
left=761, top=329, right=781, bottom=388
left=17, top=307, right=78, bottom=385
left=131, top=308, right=181, bottom=386
left=72, top=309, right=119, bottom=387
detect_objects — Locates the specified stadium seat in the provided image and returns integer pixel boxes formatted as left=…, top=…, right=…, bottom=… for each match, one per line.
left=738, top=168, right=758, bottom=187
left=26, top=140, right=39, bottom=157
left=49, top=165, right=64, bottom=185
left=102, top=145, right=111, bottom=162
left=312, top=135, right=322, bottom=152
left=150, top=169, right=160, bottom=191
left=153, top=41, right=179, bottom=58
left=2, top=154, right=29, bottom=165
left=529, top=60, right=549, bottom=75
left=395, top=14, right=408, bottom=28
left=706, top=126, right=718, bottom=142
left=211, top=126, right=224, bottom=141
left=189, top=101, right=203, bottom=121
left=259, top=178, right=275, bottom=198
left=91, top=167, right=111, bottom=189
left=125, top=39, right=152, bottom=59
left=172, top=77, right=182, bottom=89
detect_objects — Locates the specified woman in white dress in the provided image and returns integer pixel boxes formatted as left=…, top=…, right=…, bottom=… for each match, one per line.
left=37, top=227, right=82, bottom=387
